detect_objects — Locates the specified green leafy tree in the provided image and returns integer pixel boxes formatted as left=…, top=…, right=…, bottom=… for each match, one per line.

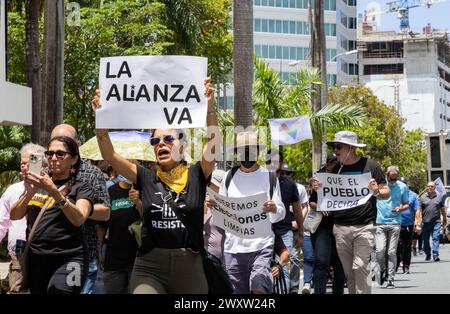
left=252, top=58, right=364, bottom=180
left=64, top=0, right=173, bottom=142
left=159, top=0, right=204, bottom=55
left=196, top=0, right=233, bottom=88
left=0, top=126, right=29, bottom=194
left=328, top=84, right=427, bottom=193
left=6, top=11, right=27, bottom=85
left=158, top=0, right=233, bottom=87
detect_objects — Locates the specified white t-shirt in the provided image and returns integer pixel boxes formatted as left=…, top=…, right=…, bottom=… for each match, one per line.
left=296, top=183, right=308, bottom=204
left=444, top=196, right=450, bottom=217
left=0, top=181, right=27, bottom=252
left=220, top=167, right=286, bottom=254
left=288, top=183, right=308, bottom=213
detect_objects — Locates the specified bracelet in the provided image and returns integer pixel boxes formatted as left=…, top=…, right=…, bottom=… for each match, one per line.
left=55, top=196, right=68, bottom=208
left=276, top=262, right=283, bottom=270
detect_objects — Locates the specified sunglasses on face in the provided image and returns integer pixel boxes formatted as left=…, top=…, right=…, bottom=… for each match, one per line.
left=150, top=135, right=176, bottom=146
left=278, top=171, right=293, bottom=177
left=45, top=150, right=71, bottom=159
left=335, top=144, right=344, bottom=150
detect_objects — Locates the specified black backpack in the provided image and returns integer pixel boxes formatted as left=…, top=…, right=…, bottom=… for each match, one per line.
left=224, top=166, right=277, bottom=199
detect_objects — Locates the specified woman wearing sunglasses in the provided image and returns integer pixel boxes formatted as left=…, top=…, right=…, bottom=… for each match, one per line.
left=91, top=77, right=217, bottom=294
left=10, top=136, right=93, bottom=294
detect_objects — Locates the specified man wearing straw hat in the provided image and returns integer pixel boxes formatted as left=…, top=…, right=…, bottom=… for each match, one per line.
left=326, top=131, right=389, bottom=294
left=208, top=131, right=286, bottom=294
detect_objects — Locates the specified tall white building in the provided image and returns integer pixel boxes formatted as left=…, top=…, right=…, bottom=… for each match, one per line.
left=221, top=0, right=358, bottom=109
left=358, top=27, right=450, bottom=133
left=0, top=0, right=31, bottom=125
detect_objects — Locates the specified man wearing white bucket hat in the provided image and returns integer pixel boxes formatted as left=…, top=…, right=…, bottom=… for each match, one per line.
left=208, top=131, right=286, bottom=294
left=326, top=131, right=389, bottom=294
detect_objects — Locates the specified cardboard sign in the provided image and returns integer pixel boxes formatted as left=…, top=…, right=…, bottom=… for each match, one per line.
left=207, top=188, right=271, bottom=239
left=316, top=172, right=373, bottom=211
left=97, top=56, right=207, bottom=129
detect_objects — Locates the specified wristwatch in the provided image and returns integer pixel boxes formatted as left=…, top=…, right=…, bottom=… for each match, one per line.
left=54, top=196, right=68, bottom=208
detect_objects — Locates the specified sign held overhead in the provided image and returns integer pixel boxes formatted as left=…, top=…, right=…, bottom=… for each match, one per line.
left=96, top=56, right=208, bottom=129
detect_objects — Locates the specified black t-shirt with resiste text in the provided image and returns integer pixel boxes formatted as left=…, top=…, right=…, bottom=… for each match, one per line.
left=135, top=162, right=208, bottom=255
left=26, top=179, right=93, bottom=256
left=104, top=183, right=141, bottom=271
left=331, top=157, right=386, bottom=226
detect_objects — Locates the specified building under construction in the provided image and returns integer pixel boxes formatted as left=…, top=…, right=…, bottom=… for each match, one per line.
left=357, top=23, right=450, bottom=132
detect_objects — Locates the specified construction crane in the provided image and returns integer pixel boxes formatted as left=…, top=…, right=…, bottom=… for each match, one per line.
left=365, top=0, right=447, bottom=33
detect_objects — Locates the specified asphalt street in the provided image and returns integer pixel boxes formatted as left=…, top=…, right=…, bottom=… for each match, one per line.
left=1, top=244, right=449, bottom=294
left=372, top=243, right=450, bottom=294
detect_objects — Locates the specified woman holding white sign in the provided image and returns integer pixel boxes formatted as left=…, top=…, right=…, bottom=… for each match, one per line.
left=92, top=77, right=217, bottom=294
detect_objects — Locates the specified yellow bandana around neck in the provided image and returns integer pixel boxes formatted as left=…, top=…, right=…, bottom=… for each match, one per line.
left=156, top=163, right=189, bottom=194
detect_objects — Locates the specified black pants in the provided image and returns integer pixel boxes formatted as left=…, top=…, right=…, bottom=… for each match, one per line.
left=103, top=267, right=133, bottom=294
left=311, top=226, right=345, bottom=294
left=397, top=225, right=414, bottom=270
left=28, top=252, right=88, bottom=294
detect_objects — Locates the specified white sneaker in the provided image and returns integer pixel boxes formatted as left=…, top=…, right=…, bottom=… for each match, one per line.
left=301, top=283, right=311, bottom=294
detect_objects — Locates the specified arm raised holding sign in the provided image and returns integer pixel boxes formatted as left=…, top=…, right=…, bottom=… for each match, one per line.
left=92, top=76, right=218, bottom=294
left=92, top=77, right=217, bottom=181
left=200, top=77, right=218, bottom=179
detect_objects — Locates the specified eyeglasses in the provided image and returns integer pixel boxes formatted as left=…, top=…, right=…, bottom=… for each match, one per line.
left=150, top=135, right=176, bottom=146
left=45, top=150, right=71, bottom=159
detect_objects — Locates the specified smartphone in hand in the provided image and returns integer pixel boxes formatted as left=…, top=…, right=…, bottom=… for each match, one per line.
left=28, top=153, right=44, bottom=174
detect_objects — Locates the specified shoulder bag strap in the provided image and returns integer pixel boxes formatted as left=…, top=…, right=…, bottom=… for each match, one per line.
left=224, top=166, right=240, bottom=193
left=152, top=177, right=206, bottom=256
left=23, top=184, right=68, bottom=256
left=268, top=171, right=277, bottom=199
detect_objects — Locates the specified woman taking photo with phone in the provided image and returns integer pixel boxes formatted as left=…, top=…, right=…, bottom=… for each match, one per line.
left=91, top=77, right=217, bottom=294
left=11, top=136, right=93, bottom=294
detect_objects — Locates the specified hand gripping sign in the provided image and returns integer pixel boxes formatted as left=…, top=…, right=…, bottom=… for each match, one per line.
left=207, top=187, right=272, bottom=239
left=96, top=56, right=208, bottom=129
left=316, top=172, right=373, bottom=211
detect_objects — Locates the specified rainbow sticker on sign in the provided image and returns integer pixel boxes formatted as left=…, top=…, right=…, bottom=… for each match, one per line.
left=280, top=123, right=298, bottom=139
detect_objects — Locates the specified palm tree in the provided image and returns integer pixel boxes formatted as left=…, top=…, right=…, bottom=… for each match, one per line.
left=233, top=0, right=253, bottom=129
left=309, top=0, right=328, bottom=172
left=25, top=0, right=42, bottom=144
left=160, top=0, right=203, bottom=55
left=252, top=58, right=364, bottom=173
left=41, top=0, right=64, bottom=144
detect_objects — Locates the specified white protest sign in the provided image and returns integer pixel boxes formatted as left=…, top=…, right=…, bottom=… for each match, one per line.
left=97, top=56, right=208, bottom=129
left=207, top=187, right=271, bottom=239
left=316, top=172, right=373, bottom=211
left=434, top=177, right=445, bottom=197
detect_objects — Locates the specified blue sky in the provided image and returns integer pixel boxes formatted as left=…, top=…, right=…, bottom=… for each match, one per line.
left=357, top=0, right=450, bottom=32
